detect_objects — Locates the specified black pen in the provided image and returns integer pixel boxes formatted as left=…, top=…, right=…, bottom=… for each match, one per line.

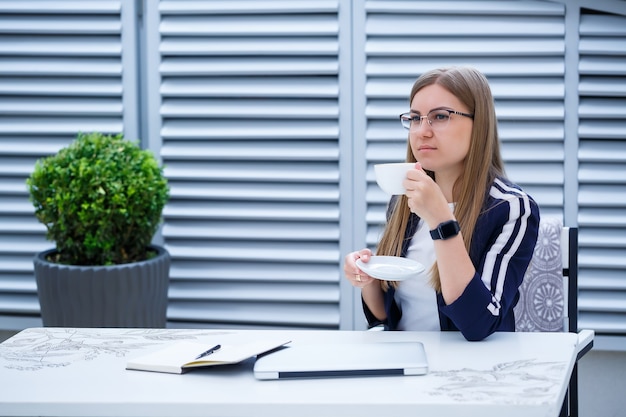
left=195, top=344, right=221, bottom=360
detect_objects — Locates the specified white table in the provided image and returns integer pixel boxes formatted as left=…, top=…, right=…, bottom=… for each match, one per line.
left=0, top=328, right=582, bottom=417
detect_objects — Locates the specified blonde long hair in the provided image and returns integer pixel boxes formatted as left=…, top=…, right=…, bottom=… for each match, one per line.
left=377, top=66, right=505, bottom=292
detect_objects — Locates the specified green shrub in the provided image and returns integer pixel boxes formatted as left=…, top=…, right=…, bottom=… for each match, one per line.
left=27, top=132, right=170, bottom=266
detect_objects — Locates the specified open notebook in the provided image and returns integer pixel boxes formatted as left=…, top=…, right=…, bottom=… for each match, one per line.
left=253, top=341, right=428, bottom=380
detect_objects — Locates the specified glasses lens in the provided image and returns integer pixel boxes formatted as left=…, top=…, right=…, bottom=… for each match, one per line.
left=428, top=110, right=451, bottom=129
left=400, top=113, right=412, bottom=130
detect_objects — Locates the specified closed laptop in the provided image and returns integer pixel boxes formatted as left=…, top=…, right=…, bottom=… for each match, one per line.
left=253, top=341, right=428, bottom=380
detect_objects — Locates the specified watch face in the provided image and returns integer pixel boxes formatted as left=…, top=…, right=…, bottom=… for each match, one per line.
left=440, top=221, right=459, bottom=237
left=430, top=220, right=460, bottom=240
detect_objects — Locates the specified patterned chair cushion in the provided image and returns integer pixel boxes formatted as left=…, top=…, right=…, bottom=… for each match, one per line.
left=514, top=217, right=566, bottom=332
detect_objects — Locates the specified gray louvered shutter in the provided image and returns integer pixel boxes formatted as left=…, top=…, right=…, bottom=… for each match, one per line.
left=577, top=9, right=626, bottom=336
left=0, top=0, right=138, bottom=328
left=361, top=0, right=567, bottom=254
left=149, top=1, right=345, bottom=329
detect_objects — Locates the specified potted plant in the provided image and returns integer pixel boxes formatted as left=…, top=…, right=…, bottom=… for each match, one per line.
left=26, top=132, right=171, bottom=327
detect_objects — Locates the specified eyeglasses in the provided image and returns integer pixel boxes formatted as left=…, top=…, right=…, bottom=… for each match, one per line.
left=399, top=109, right=474, bottom=130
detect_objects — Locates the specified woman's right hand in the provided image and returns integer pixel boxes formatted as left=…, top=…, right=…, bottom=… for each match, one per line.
left=343, top=248, right=375, bottom=288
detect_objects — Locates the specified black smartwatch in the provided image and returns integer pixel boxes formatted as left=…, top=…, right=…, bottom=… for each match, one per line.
left=430, top=220, right=460, bottom=240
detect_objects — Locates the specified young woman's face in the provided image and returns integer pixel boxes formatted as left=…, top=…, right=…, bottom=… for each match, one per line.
left=408, top=84, right=473, bottom=179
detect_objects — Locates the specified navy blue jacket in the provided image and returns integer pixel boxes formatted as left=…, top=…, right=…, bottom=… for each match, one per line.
left=363, top=178, right=540, bottom=341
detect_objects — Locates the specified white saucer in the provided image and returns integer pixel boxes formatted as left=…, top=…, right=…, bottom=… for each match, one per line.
left=355, top=256, right=425, bottom=281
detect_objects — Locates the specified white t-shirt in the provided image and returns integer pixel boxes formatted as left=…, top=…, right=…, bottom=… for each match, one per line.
left=394, top=219, right=440, bottom=331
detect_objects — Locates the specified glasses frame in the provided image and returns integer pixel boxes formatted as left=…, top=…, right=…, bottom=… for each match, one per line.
left=399, top=109, right=474, bottom=130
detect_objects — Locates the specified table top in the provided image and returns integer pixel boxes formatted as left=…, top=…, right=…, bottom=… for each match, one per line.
left=0, top=327, right=580, bottom=417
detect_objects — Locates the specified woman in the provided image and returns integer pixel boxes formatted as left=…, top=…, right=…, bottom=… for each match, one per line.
left=344, top=66, right=540, bottom=341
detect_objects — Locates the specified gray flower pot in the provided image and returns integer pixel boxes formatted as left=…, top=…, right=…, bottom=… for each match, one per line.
left=34, top=245, right=170, bottom=328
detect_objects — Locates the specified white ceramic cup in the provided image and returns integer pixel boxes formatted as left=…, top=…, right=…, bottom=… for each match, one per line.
left=374, top=162, right=415, bottom=195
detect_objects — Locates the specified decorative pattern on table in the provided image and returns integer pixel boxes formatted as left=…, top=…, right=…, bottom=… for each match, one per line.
left=0, top=328, right=229, bottom=371
left=427, top=358, right=567, bottom=403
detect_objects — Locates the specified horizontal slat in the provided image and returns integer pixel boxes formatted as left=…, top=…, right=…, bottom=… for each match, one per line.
left=579, top=141, right=626, bottom=162
left=364, top=141, right=406, bottom=162
left=579, top=292, right=626, bottom=313
left=580, top=248, right=626, bottom=269
left=505, top=163, right=564, bottom=184
left=160, top=15, right=338, bottom=36
left=0, top=254, right=42, bottom=273
left=0, top=116, right=123, bottom=135
left=495, top=100, right=564, bottom=120
left=0, top=97, right=122, bottom=116
left=0, top=35, right=120, bottom=56
left=167, top=184, right=338, bottom=202
left=161, top=120, right=338, bottom=140
left=366, top=38, right=564, bottom=56
left=0, top=294, right=40, bottom=314
left=161, top=37, right=338, bottom=56
left=161, top=141, right=338, bottom=161
left=0, top=218, right=42, bottom=233
left=0, top=237, right=50, bottom=255
left=579, top=185, right=626, bottom=206
left=0, top=157, right=43, bottom=175
left=487, top=121, right=564, bottom=141
left=366, top=57, right=564, bottom=77
left=164, top=161, right=339, bottom=182
left=169, top=260, right=338, bottom=283
left=366, top=1, right=564, bottom=15
left=579, top=229, right=626, bottom=249
left=579, top=38, right=626, bottom=55
left=0, top=16, right=121, bottom=34
left=579, top=163, right=626, bottom=183
left=366, top=15, right=564, bottom=36
left=366, top=77, right=565, bottom=99
left=579, top=14, right=626, bottom=36
left=160, top=57, right=338, bottom=76
left=0, top=274, right=37, bottom=293
left=579, top=121, right=626, bottom=139
left=579, top=269, right=626, bottom=290
left=164, top=202, right=339, bottom=222
left=489, top=79, right=565, bottom=99
left=163, top=221, right=339, bottom=241
left=578, top=57, right=626, bottom=75
left=169, top=282, right=339, bottom=303
left=579, top=76, right=626, bottom=96
left=161, top=98, right=338, bottom=118
left=0, top=58, right=122, bottom=76
left=0, top=77, right=122, bottom=96
left=0, top=1, right=120, bottom=14
left=165, top=241, right=338, bottom=263
left=501, top=143, right=564, bottom=161
left=578, top=208, right=626, bottom=227
left=579, top=98, right=626, bottom=118
left=161, top=76, right=338, bottom=98
left=0, top=136, right=74, bottom=156
left=579, top=313, right=626, bottom=334
left=167, top=301, right=339, bottom=328
left=159, top=1, right=338, bottom=15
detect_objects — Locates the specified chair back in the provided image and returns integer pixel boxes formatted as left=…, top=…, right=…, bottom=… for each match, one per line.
left=515, top=217, right=578, bottom=333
